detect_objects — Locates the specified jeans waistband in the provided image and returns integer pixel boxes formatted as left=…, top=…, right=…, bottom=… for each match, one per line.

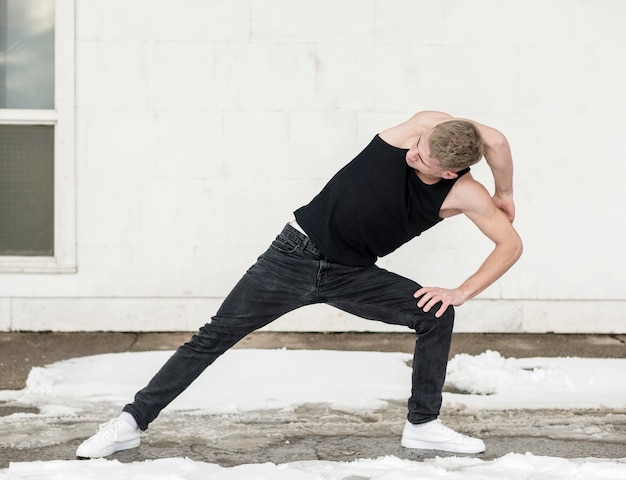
left=282, top=223, right=324, bottom=258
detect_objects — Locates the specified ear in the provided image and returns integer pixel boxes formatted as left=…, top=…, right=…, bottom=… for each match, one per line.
left=442, top=170, right=458, bottom=180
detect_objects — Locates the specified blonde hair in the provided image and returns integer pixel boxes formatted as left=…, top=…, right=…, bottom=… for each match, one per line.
left=429, top=120, right=483, bottom=169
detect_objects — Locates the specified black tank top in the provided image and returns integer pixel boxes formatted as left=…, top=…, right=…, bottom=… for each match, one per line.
left=294, top=134, right=469, bottom=267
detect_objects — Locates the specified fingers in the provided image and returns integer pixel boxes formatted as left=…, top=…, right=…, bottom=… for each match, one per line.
left=501, top=204, right=515, bottom=222
left=414, top=288, right=450, bottom=318
left=435, top=302, right=449, bottom=318
left=493, top=196, right=516, bottom=222
left=413, top=287, right=427, bottom=300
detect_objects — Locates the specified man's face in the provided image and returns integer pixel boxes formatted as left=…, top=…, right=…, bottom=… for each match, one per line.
left=406, top=132, right=442, bottom=174
left=405, top=131, right=458, bottom=180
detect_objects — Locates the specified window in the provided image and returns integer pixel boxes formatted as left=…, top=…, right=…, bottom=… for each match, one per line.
left=0, top=125, right=54, bottom=255
left=0, top=0, right=75, bottom=272
left=0, top=0, right=55, bottom=109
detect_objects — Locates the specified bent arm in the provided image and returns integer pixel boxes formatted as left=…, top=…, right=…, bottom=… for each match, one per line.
left=381, top=110, right=517, bottom=221
left=460, top=119, right=516, bottom=221
left=456, top=199, right=523, bottom=300
left=415, top=180, right=522, bottom=317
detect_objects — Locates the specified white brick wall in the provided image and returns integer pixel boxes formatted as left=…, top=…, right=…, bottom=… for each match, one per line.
left=1, top=0, right=626, bottom=332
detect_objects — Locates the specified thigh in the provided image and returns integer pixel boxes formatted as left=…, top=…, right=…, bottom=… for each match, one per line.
left=213, top=230, right=320, bottom=328
left=322, top=263, right=447, bottom=331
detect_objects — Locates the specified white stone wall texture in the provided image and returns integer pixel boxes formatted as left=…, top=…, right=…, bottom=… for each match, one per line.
left=1, top=0, right=625, bottom=333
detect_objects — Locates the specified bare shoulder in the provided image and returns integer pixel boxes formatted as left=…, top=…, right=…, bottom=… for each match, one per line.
left=443, top=172, right=522, bottom=251
left=440, top=172, right=494, bottom=218
left=379, top=111, right=454, bottom=148
left=405, top=110, right=454, bottom=126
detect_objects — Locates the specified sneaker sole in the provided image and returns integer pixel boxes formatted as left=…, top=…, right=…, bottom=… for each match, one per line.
left=401, top=438, right=485, bottom=454
left=76, top=438, right=141, bottom=459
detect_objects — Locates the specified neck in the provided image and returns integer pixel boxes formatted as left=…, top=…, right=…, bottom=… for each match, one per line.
left=414, top=169, right=441, bottom=185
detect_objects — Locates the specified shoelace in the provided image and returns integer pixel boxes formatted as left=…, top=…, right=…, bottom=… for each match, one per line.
left=98, top=419, right=120, bottom=441
left=432, top=420, right=467, bottom=439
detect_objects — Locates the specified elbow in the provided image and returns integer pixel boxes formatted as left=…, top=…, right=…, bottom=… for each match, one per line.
left=515, top=238, right=523, bottom=262
left=484, top=130, right=510, bottom=154
left=498, top=232, right=523, bottom=267
left=496, top=131, right=510, bottom=149
left=511, top=233, right=523, bottom=264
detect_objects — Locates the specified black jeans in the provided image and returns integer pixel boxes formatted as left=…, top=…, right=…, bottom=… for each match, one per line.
left=124, top=223, right=454, bottom=430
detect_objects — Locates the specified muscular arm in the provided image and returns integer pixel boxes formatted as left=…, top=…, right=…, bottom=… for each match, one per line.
left=457, top=118, right=516, bottom=222
left=415, top=177, right=523, bottom=317
left=382, top=111, right=521, bottom=316
left=381, top=111, right=517, bottom=221
left=379, top=110, right=452, bottom=147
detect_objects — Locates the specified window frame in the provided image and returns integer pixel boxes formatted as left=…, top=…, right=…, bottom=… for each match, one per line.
left=0, top=0, right=76, bottom=273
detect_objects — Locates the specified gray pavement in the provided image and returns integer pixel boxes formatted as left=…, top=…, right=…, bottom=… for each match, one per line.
left=1, top=332, right=625, bottom=467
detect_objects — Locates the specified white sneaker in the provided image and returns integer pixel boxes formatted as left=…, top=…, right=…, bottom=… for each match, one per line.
left=401, top=419, right=485, bottom=454
left=76, top=418, right=141, bottom=458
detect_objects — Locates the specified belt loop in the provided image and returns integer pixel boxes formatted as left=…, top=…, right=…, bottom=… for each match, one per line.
left=301, top=236, right=309, bottom=251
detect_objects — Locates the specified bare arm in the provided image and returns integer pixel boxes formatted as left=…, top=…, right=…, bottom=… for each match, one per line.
left=379, top=110, right=453, bottom=147
left=459, top=119, right=516, bottom=222
left=379, top=111, right=521, bottom=317
left=414, top=177, right=523, bottom=317
left=381, top=111, right=517, bottom=221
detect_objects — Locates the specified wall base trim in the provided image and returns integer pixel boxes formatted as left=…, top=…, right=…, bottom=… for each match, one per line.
left=2, top=298, right=625, bottom=334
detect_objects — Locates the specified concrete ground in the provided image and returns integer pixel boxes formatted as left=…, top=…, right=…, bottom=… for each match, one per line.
left=1, top=332, right=625, bottom=467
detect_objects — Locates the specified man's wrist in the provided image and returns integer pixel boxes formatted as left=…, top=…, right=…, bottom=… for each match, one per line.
left=456, top=285, right=474, bottom=303
left=494, top=189, right=513, bottom=198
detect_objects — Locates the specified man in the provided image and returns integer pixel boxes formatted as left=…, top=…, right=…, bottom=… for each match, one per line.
left=76, top=110, right=522, bottom=458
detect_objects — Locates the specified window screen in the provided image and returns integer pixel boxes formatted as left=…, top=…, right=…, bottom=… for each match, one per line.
left=0, top=125, right=54, bottom=256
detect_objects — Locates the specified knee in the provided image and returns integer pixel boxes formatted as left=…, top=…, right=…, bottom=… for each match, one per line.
left=439, top=304, right=455, bottom=324
left=413, top=304, right=455, bottom=334
left=439, top=305, right=455, bottom=333
left=434, top=303, right=455, bottom=327
left=184, top=322, right=237, bottom=354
